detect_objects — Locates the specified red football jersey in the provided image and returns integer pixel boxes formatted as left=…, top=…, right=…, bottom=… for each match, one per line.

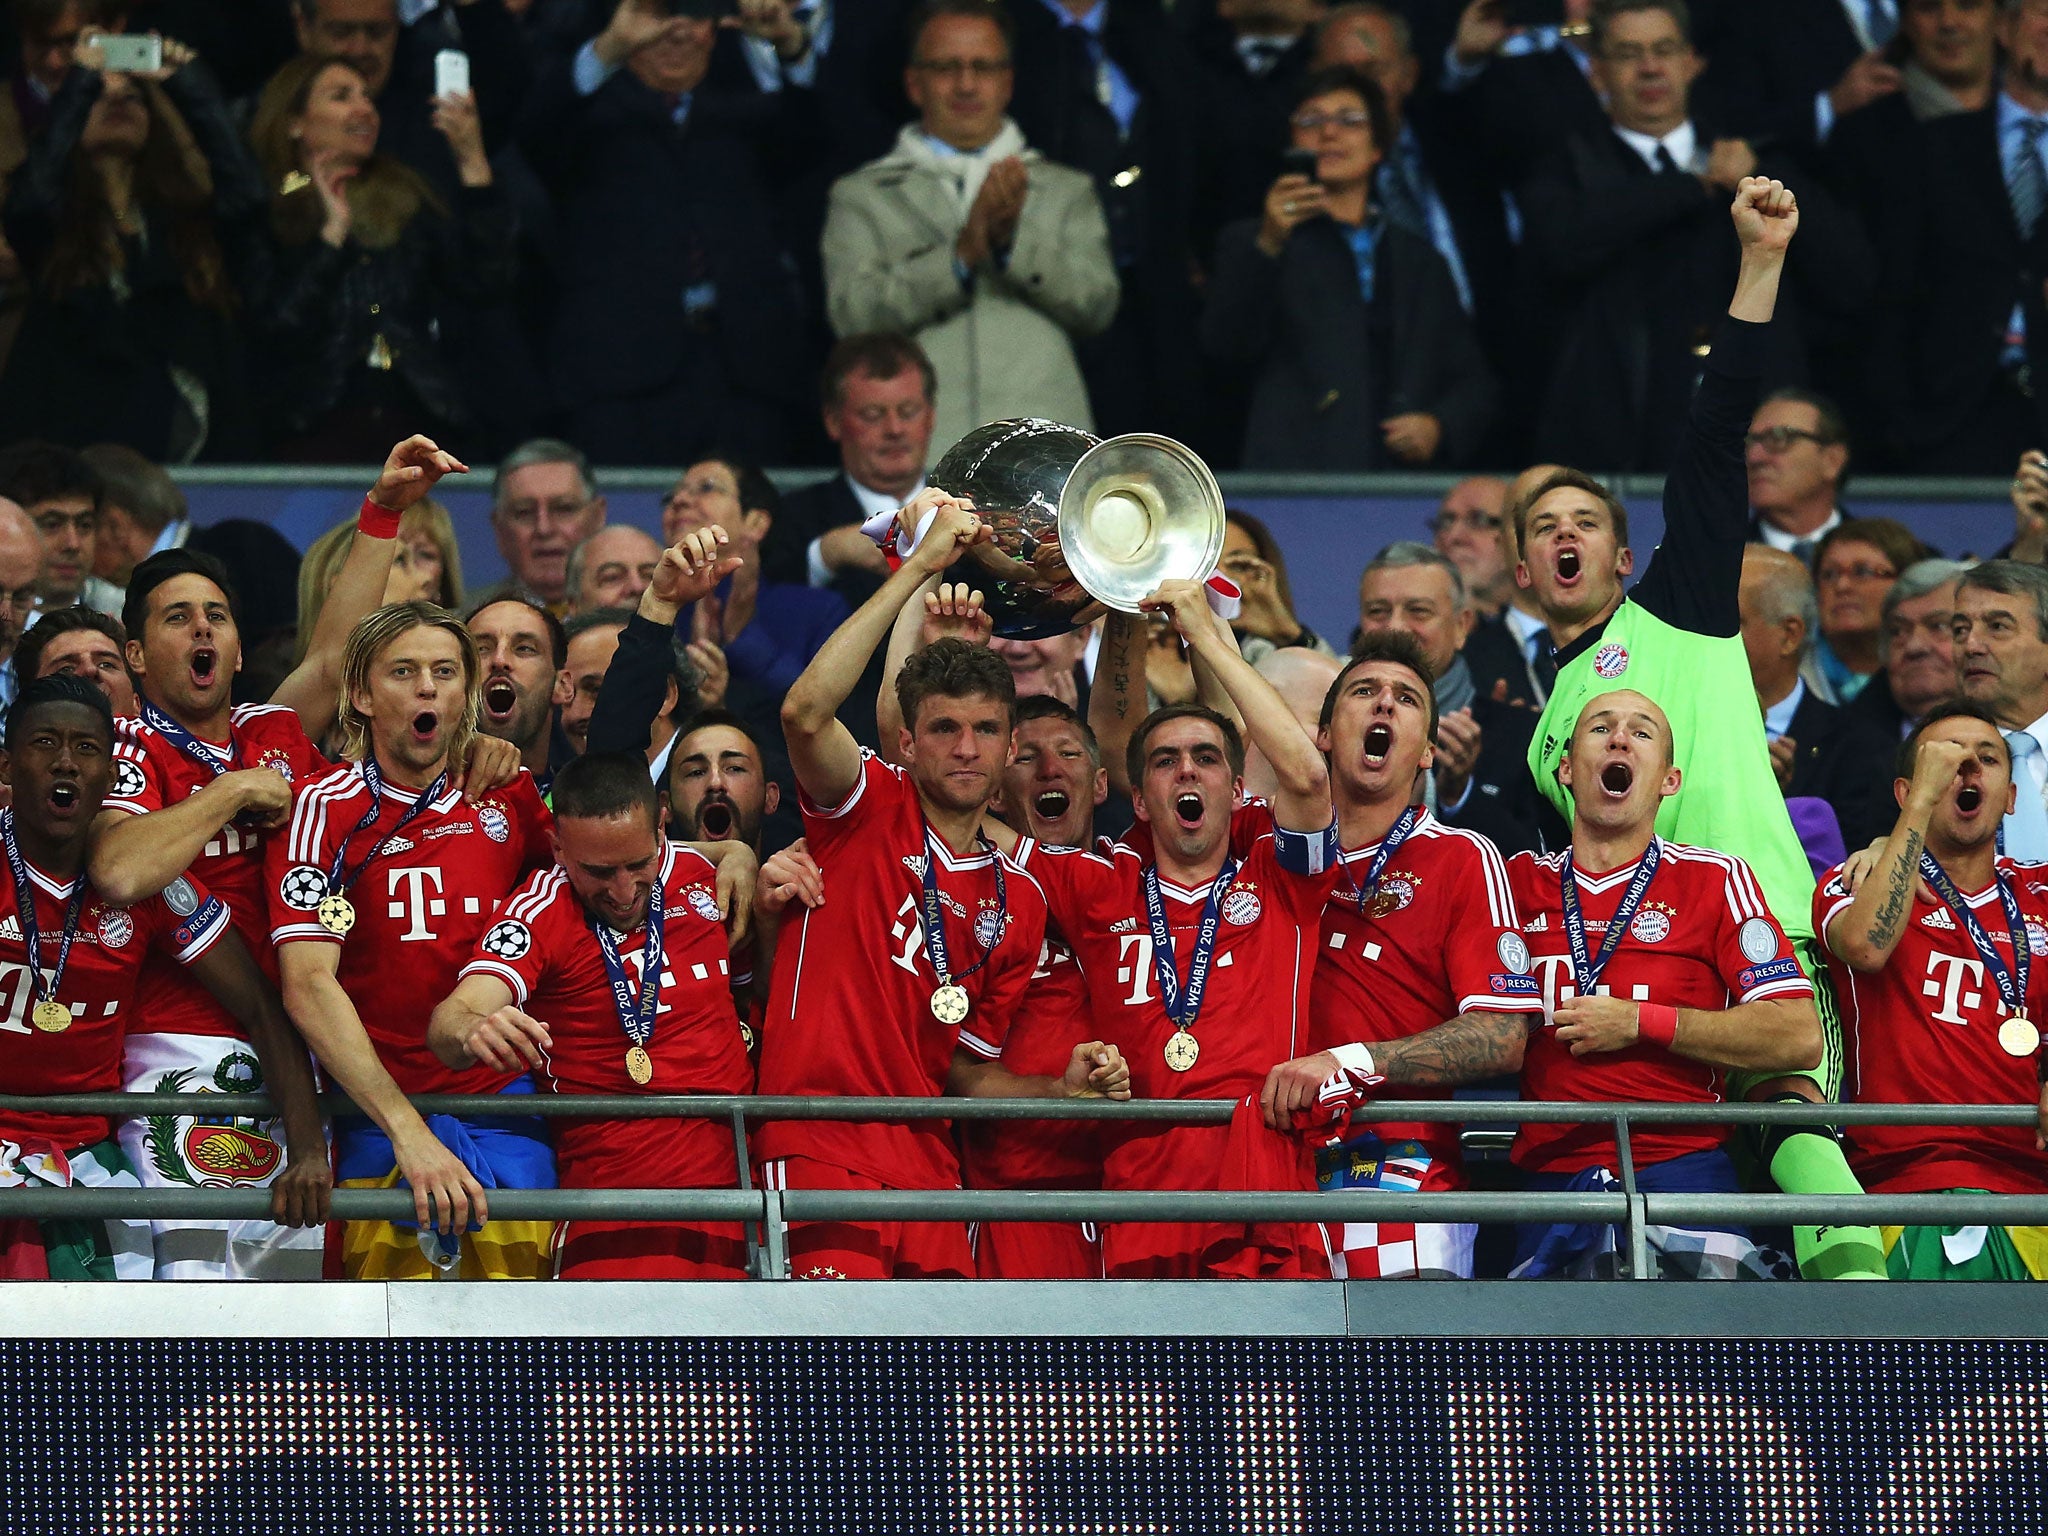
left=107, top=703, right=330, bottom=1040
left=754, top=752, right=1048, bottom=1188
left=1508, top=839, right=1813, bottom=1174
left=1817, top=856, right=2048, bottom=1194
left=1013, top=822, right=1342, bottom=1192
left=0, top=860, right=229, bottom=1148
left=1311, top=809, right=1541, bottom=1173
left=962, top=930, right=1100, bottom=1190
left=268, top=762, right=553, bottom=1095
left=459, top=842, right=753, bottom=1189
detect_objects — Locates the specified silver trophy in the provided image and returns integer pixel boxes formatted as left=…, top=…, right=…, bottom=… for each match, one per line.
left=926, top=418, right=1227, bottom=639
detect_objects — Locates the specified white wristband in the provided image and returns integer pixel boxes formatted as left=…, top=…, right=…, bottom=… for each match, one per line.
left=1330, top=1042, right=1376, bottom=1076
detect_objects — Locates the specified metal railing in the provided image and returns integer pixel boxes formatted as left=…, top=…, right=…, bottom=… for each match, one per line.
left=3, top=1094, right=2040, bottom=1279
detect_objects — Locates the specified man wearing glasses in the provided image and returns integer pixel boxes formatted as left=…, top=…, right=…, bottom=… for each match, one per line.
left=1745, top=389, right=1854, bottom=568
left=822, top=0, right=1120, bottom=456
left=486, top=439, right=607, bottom=616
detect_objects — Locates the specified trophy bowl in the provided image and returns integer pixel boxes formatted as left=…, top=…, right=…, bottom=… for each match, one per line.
left=927, top=418, right=1226, bottom=639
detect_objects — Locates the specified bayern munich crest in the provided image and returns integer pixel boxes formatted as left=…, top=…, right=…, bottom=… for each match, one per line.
left=1630, top=908, right=1671, bottom=944
left=280, top=865, right=327, bottom=911
left=112, top=759, right=147, bottom=800
left=974, top=906, right=1004, bottom=949
left=478, top=804, right=510, bottom=844
left=1592, top=643, right=1630, bottom=680
left=97, top=909, right=133, bottom=950
left=2028, top=922, right=2048, bottom=958
left=687, top=887, right=724, bottom=924
left=1371, top=876, right=1414, bottom=916
left=480, top=920, right=531, bottom=960
left=259, top=749, right=295, bottom=784
left=1222, top=889, right=1263, bottom=926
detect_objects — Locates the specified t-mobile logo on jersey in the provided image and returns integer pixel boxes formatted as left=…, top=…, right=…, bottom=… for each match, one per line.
left=1530, top=953, right=1649, bottom=1025
left=1921, top=953, right=1986, bottom=1026
left=888, top=892, right=927, bottom=977
left=385, top=867, right=489, bottom=941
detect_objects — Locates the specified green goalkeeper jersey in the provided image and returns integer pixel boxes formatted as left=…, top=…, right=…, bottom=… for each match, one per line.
left=1521, top=316, right=1815, bottom=943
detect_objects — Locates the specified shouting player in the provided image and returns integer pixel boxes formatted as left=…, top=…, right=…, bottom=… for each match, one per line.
left=1508, top=691, right=1823, bottom=1279
left=761, top=494, right=1128, bottom=1281
left=87, top=438, right=476, bottom=1280
left=430, top=751, right=757, bottom=1279
left=1818, top=702, right=2048, bottom=1279
left=1258, top=631, right=1541, bottom=1280
left=1511, top=179, right=1881, bottom=1279
left=1007, top=578, right=1342, bottom=1280
left=0, top=676, right=328, bottom=1279
left=270, top=603, right=557, bottom=1279
left=467, top=591, right=571, bottom=795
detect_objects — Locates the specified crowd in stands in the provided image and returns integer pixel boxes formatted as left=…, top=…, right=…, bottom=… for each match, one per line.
left=0, top=0, right=2043, bottom=474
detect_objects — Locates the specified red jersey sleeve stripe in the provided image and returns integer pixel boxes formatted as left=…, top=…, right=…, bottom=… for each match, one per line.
left=1742, top=976, right=1816, bottom=1003
left=1465, top=829, right=1521, bottom=929
left=797, top=753, right=877, bottom=820
left=272, top=921, right=338, bottom=946
left=172, top=902, right=232, bottom=964
left=459, top=957, right=530, bottom=1004
left=957, top=1026, right=1003, bottom=1059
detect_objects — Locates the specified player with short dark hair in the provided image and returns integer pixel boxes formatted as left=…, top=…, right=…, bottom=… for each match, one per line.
left=85, top=438, right=476, bottom=1280
left=429, top=750, right=757, bottom=1278
left=0, top=676, right=329, bottom=1279
left=761, top=492, right=1128, bottom=1281
left=12, top=607, right=134, bottom=718
left=466, top=589, right=570, bottom=792
left=1258, top=630, right=1542, bottom=1280
left=1507, top=690, right=1824, bottom=1278
left=1817, top=700, right=2048, bottom=1278
left=269, top=603, right=557, bottom=1280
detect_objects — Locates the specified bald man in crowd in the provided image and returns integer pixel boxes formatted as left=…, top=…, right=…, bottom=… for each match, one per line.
left=1245, top=646, right=1344, bottom=801
left=0, top=497, right=44, bottom=715
left=568, top=525, right=663, bottom=615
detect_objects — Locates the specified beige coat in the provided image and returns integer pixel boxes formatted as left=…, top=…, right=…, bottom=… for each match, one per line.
left=823, top=124, right=1120, bottom=456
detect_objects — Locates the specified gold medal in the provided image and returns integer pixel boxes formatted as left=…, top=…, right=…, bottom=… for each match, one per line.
left=317, top=893, right=356, bottom=936
left=1164, top=1029, right=1200, bottom=1072
left=930, top=983, right=970, bottom=1025
left=625, top=1045, right=654, bottom=1085
left=2000, top=1015, right=2041, bottom=1057
left=31, top=999, right=69, bottom=1033
left=739, top=1019, right=756, bottom=1051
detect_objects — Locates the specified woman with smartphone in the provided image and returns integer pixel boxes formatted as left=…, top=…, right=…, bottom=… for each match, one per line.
left=240, top=52, right=518, bottom=462
left=0, top=29, right=260, bottom=461
left=1199, top=65, right=1497, bottom=472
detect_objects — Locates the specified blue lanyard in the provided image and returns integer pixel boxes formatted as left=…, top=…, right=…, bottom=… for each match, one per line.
left=1559, top=840, right=1661, bottom=995
left=1920, top=852, right=2031, bottom=1016
left=590, top=868, right=666, bottom=1050
left=918, top=829, right=1006, bottom=988
left=327, top=758, right=446, bottom=896
left=1143, top=858, right=1238, bottom=1031
left=1340, top=805, right=1418, bottom=912
left=139, top=699, right=239, bottom=780
left=0, top=809, right=84, bottom=1009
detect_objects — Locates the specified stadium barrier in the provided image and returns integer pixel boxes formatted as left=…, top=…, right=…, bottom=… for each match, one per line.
left=3, top=1094, right=2041, bottom=1281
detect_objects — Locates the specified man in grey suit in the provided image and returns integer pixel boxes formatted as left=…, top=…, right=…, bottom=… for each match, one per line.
left=822, top=0, right=1121, bottom=456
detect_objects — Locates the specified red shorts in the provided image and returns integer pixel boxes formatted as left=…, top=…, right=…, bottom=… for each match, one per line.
left=1103, top=1220, right=1332, bottom=1280
left=552, top=1220, right=749, bottom=1279
left=760, top=1157, right=973, bottom=1280
left=974, top=1220, right=1102, bottom=1279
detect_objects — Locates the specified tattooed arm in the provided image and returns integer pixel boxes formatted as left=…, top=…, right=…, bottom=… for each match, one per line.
left=1824, top=736, right=1971, bottom=973
left=1260, top=1011, right=1526, bottom=1128
left=1091, top=611, right=1144, bottom=799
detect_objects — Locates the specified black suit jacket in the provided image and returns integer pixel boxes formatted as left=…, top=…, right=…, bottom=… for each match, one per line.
left=1717, top=0, right=1866, bottom=154
left=1437, top=694, right=1545, bottom=856
left=765, top=474, right=865, bottom=588
left=1463, top=611, right=1545, bottom=708
left=1867, top=104, right=2048, bottom=470
left=1780, top=686, right=1900, bottom=850
left=1201, top=215, right=1495, bottom=468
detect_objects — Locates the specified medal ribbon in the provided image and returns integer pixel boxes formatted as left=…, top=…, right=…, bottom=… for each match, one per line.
left=590, top=867, right=665, bottom=1052
left=1559, top=839, right=1662, bottom=995
left=0, top=809, right=86, bottom=1015
left=326, top=757, right=447, bottom=897
left=1340, top=805, right=1419, bottom=912
left=138, top=699, right=241, bottom=781
left=1919, top=851, right=2031, bottom=1017
left=1143, top=857, right=1239, bottom=1033
left=918, top=829, right=1007, bottom=989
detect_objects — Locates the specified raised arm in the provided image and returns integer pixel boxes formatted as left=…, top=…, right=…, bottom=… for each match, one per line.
left=589, top=530, right=742, bottom=756
left=269, top=437, right=468, bottom=736
left=780, top=492, right=990, bottom=807
left=877, top=579, right=990, bottom=762
left=1823, top=737, right=1963, bottom=972
left=1141, top=579, right=1328, bottom=832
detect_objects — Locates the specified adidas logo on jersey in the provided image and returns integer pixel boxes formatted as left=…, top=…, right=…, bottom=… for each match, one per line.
left=1110, top=917, right=1138, bottom=933
left=379, top=836, right=415, bottom=856
left=0, top=914, right=19, bottom=941
left=1923, top=908, right=1957, bottom=930
left=1525, top=913, right=1549, bottom=933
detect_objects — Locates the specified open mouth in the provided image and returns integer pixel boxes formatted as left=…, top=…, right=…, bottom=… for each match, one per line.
left=1362, top=723, right=1394, bottom=768
left=189, top=648, right=217, bottom=687
left=47, top=782, right=78, bottom=813
left=1033, top=789, right=1071, bottom=824
left=1174, top=792, right=1204, bottom=831
left=697, top=799, right=735, bottom=840
left=1556, top=548, right=1582, bottom=583
left=483, top=678, right=518, bottom=720
left=409, top=710, right=439, bottom=744
left=1600, top=761, right=1634, bottom=797
left=1957, top=784, right=1984, bottom=814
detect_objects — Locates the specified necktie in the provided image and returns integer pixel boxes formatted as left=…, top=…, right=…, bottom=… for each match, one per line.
left=1376, top=149, right=1426, bottom=239
left=2011, top=118, right=2048, bottom=242
left=1242, top=38, right=1285, bottom=77
left=1527, top=630, right=1557, bottom=700
left=1862, top=0, right=1896, bottom=50
left=1654, top=143, right=1682, bottom=176
left=1791, top=538, right=1818, bottom=568
left=2006, top=731, right=2048, bottom=860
